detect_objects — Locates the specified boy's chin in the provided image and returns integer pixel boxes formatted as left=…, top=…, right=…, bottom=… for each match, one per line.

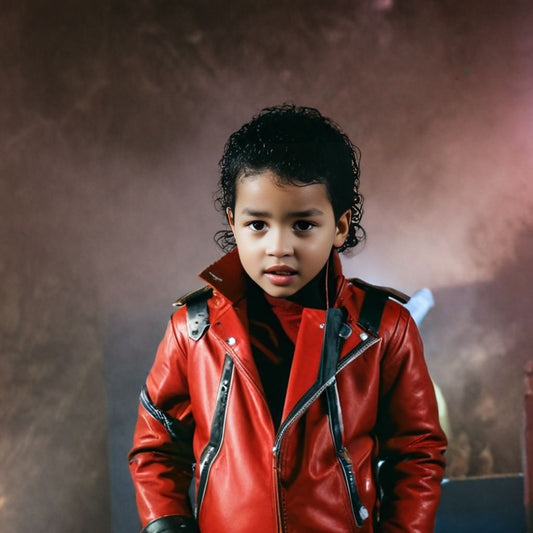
left=261, top=284, right=299, bottom=299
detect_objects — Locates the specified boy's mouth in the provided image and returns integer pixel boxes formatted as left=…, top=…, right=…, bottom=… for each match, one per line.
left=264, top=266, right=297, bottom=286
left=265, top=265, right=297, bottom=275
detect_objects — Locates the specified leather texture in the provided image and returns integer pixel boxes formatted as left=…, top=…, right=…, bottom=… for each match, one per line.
left=129, top=249, right=447, bottom=532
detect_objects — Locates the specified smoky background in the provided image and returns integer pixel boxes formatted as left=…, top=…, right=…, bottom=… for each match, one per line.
left=1, top=0, right=532, bottom=531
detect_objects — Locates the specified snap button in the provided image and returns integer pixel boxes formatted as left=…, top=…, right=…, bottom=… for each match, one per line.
left=226, top=337, right=236, bottom=346
left=359, top=506, right=369, bottom=521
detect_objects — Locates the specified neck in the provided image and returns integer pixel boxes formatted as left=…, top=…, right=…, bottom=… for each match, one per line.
left=287, top=262, right=332, bottom=309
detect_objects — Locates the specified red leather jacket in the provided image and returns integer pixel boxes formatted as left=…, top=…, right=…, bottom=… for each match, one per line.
left=129, top=250, right=446, bottom=533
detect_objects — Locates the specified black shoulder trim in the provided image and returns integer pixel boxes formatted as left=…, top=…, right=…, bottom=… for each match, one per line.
left=173, top=285, right=213, bottom=307
left=349, top=278, right=410, bottom=304
left=350, top=278, right=410, bottom=336
left=173, top=286, right=212, bottom=341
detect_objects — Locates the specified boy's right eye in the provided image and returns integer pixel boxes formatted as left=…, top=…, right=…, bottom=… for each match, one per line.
left=248, top=221, right=266, bottom=232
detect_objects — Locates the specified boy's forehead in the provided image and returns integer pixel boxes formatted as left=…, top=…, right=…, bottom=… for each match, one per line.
left=234, top=171, right=332, bottom=210
left=237, top=170, right=322, bottom=189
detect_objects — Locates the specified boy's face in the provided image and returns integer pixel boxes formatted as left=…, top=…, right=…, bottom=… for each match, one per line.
left=227, top=170, right=350, bottom=298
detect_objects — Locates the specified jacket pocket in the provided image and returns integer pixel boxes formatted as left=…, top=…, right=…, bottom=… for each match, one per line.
left=326, top=380, right=368, bottom=528
left=195, top=354, right=234, bottom=518
left=337, top=447, right=369, bottom=527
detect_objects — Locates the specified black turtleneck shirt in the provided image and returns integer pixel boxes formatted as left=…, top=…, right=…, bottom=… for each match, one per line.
left=246, top=263, right=335, bottom=430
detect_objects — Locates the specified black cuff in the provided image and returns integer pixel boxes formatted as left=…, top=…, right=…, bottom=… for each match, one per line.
left=142, top=515, right=197, bottom=533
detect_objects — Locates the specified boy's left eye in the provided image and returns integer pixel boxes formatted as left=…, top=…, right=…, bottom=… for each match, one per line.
left=294, top=220, right=314, bottom=232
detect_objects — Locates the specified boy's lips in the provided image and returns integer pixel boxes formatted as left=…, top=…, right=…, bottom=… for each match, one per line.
left=264, top=265, right=298, bottom=286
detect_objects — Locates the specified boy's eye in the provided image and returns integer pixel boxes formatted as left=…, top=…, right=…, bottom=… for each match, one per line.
left=248, top=221, right=266, bottom=231
left=294, top=220, right=314, bottom=232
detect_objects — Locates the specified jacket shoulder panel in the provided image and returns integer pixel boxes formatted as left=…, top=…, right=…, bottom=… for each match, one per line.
left=172, top=285, right=213, bottom=307
left=347, top=278, right=410, bottom=336
left=172, top=285, right=213, bottom=341
left=348, top=278, right=410, bottom=304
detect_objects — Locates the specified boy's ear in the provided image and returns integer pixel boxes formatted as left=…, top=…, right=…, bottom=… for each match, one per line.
left=226, top=208, right=235, bottom=231
left=333, top=209, right=351, bottom=248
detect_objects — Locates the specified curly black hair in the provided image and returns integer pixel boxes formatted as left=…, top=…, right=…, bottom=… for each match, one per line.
left=214, top=104, right=365, bottom=253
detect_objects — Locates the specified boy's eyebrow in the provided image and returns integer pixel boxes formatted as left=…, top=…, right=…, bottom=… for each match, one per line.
left=241, top=208, right=325, bottom=217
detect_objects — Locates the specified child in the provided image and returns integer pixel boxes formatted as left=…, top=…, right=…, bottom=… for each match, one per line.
left=128, top=104, right=447, bottom=533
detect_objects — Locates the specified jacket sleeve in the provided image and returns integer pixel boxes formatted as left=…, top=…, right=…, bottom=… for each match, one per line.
left=128, top=311, right=197, bottom=532
left=376, top=306, right=447, bottom=533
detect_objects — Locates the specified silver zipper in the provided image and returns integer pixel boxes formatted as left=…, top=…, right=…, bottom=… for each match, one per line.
left=195, top=354, right=234, bottom=518
left=272, top=336, right=379, bottom=530
left=338, top=446, right=369, bottom=526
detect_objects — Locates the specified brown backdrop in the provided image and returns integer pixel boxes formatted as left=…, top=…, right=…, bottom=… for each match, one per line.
left=1, top=1, right=532, bottom=531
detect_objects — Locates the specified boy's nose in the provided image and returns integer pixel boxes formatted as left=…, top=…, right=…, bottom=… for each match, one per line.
left=266, top=229, right=294, bottom=257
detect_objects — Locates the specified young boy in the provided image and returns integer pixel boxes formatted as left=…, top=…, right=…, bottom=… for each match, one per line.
left=128, top=105, right=446, bottom=533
